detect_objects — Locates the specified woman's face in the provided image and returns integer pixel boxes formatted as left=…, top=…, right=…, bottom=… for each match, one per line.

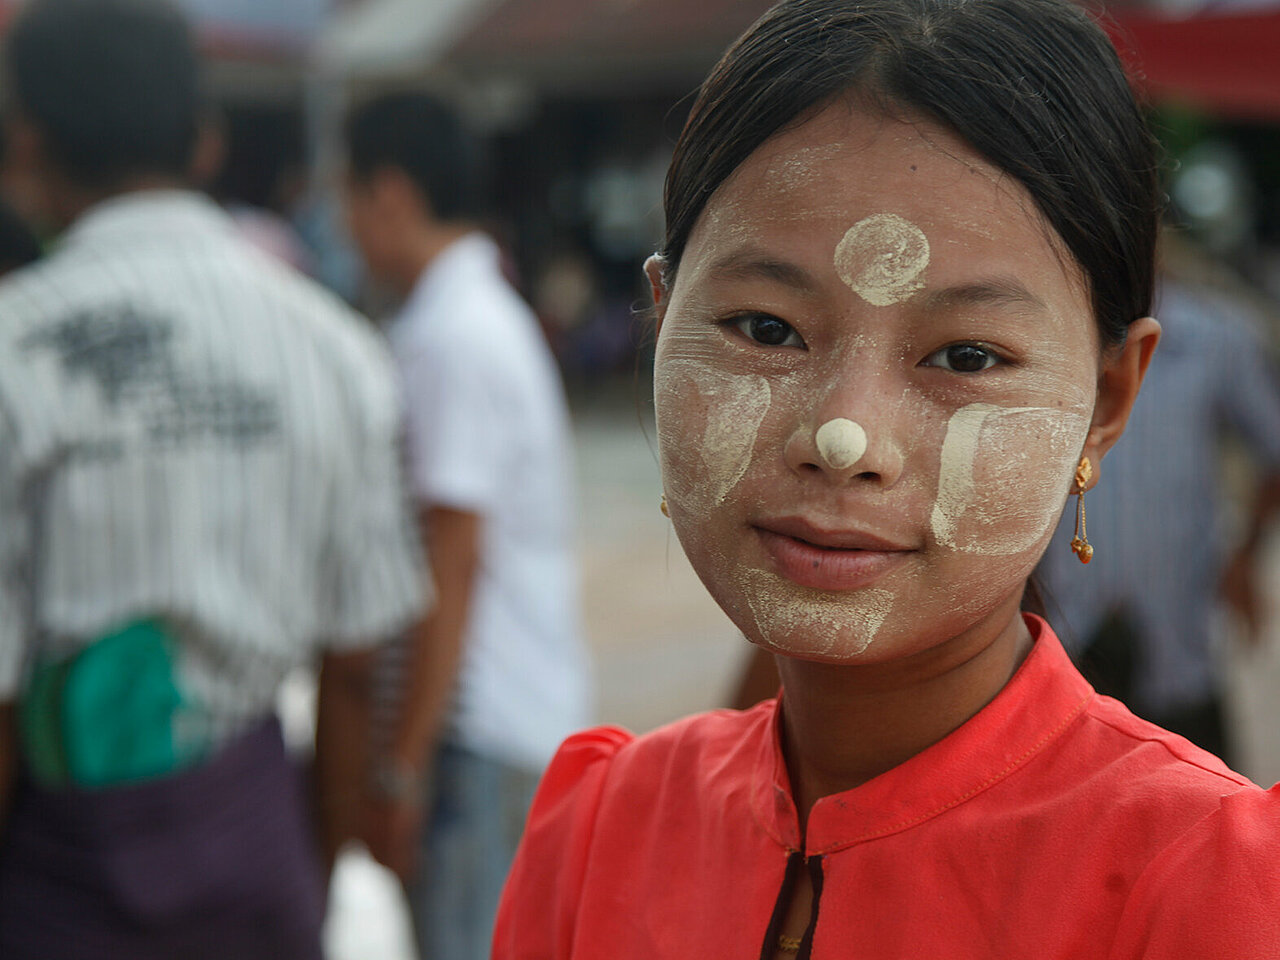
left=653, top=101, right=1102, bottom=664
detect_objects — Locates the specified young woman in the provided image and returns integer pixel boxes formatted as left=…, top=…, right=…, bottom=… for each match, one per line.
left=493, top=1, right=1280, bottom=957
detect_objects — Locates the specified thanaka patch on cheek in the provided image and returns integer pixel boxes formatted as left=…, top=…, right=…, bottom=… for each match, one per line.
left=834, top=213, right=930, bottom=306
left=655, top=359, right=772, bottom=510
left=931, top=402, right=1089, bottom=555
left=815, top=417, right=868, bottom=470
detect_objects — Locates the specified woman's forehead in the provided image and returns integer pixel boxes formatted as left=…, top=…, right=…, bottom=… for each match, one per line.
left=678, top=102, right=1087, bottom=312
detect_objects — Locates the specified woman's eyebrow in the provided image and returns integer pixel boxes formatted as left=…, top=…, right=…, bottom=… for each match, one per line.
left=705, top=248, right=822, bottom=295
left=921, top=278, right=1049, bottom=313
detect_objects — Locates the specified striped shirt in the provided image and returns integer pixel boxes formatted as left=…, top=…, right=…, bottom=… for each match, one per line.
left=1037, top=278, right=1280, bottom=713
left=0, top=190, right=426, bottom=746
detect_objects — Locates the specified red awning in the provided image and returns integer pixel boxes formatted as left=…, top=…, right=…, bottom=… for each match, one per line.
left=1108, top=9, right=1280, bottom=120
left=450, top=1, right=1280, bottom=115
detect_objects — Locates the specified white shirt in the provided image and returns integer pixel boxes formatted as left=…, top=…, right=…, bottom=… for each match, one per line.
left=389, top=233, right=589, bottom=772
left=0, top=190, right=426, bottom=744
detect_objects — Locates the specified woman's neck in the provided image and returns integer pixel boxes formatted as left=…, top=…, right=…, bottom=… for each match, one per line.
left=775, top=596, right=1034, bottom=834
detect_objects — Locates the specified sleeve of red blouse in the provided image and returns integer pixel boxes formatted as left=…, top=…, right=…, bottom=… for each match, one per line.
left=491, top=726, right=634, bottom=960
left=1108, top=785, right=1280, bottom=960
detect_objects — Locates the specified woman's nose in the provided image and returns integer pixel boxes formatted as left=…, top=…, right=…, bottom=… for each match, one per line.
left=817, top=418, right=867, bottom=469
left=785, top=412, right=906, bottom=487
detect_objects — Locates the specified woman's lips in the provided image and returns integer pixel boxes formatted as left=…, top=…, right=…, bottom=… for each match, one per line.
left=755, top=523, right=911, bottom=591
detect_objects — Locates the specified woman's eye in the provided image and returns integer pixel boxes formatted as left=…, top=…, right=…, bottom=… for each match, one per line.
left=731, top=314, right=805, bottom=348
left=923, top=343, right=1002, bottom=373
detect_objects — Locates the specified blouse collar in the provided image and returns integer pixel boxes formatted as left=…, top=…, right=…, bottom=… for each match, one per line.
left=749, top=614, right=1094, bottom=855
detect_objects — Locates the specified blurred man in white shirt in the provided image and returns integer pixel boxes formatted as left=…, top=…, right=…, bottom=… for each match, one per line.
left=344, top=92, right=590, bottom=960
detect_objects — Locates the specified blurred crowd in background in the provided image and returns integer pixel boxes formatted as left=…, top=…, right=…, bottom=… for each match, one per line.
left=0, top=1, right=1278, bottom=959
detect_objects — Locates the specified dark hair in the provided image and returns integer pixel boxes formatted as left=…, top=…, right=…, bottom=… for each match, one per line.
left=344, top=92, right=486, bottom=222
left=0, top=199, right=41, bottom=275
left=5, top=0, right=201, bottom=189
left=661, top=0, right=1160, bottom=347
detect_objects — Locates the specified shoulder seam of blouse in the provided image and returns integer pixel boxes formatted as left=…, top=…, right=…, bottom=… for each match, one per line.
left=1081, top=710, right=1254, bottom=789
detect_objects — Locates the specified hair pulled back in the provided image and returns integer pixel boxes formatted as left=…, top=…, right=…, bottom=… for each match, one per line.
left=344, top=92, right=488, bottom=222
left=6, top=0, right=200, bottom=190
left=660, top=0, right=1159, bottom=346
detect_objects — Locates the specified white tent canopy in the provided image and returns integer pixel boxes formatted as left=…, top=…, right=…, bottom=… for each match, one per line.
left=314, top=0, right=504, bottom=78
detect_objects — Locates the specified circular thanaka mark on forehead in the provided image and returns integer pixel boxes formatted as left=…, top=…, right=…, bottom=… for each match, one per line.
left=835, top=213, right=930, bottom=306
left=814, top=417, right=867, bottom=470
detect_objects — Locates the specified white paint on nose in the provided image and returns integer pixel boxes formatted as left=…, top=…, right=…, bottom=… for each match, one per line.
left=815, top=418, right=868, bottom=470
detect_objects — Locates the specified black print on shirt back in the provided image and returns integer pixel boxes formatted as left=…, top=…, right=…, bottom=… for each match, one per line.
left=22, top=306, right=280, bottom=448
left=21, top=307, right=173, bottom=405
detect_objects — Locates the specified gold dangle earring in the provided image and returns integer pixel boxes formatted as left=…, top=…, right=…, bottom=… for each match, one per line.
left=660, top=495, right=670, bottom=518
left=1070, top=456, right=1093, bottom=564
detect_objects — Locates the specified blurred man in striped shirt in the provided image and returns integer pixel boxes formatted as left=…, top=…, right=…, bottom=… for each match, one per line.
left=0, top=1, right=426, bottom=956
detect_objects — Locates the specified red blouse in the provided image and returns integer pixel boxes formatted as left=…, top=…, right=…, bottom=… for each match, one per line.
left=493, top=616, right=1280, bottom=959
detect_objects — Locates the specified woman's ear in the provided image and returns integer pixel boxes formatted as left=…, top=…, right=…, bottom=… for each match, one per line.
left=1079, top=316, right=1161, bottom=488
left=643, top=254, right=668, bottom=332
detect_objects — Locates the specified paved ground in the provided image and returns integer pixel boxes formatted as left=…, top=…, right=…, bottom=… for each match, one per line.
left=322, top=385, right=1280, bottom=958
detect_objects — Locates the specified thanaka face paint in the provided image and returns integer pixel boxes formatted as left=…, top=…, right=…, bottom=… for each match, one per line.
left=931, top=403, right=1090, bottom=555
left=815, top=418, right=868, bottom=471
left=835, top=213, right=931, bottom=306
left=654, top=101, right=1101, bottom=665
left=657, top=358, right=771, bottom=511
left=742, top=572, right=896, bottom=658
